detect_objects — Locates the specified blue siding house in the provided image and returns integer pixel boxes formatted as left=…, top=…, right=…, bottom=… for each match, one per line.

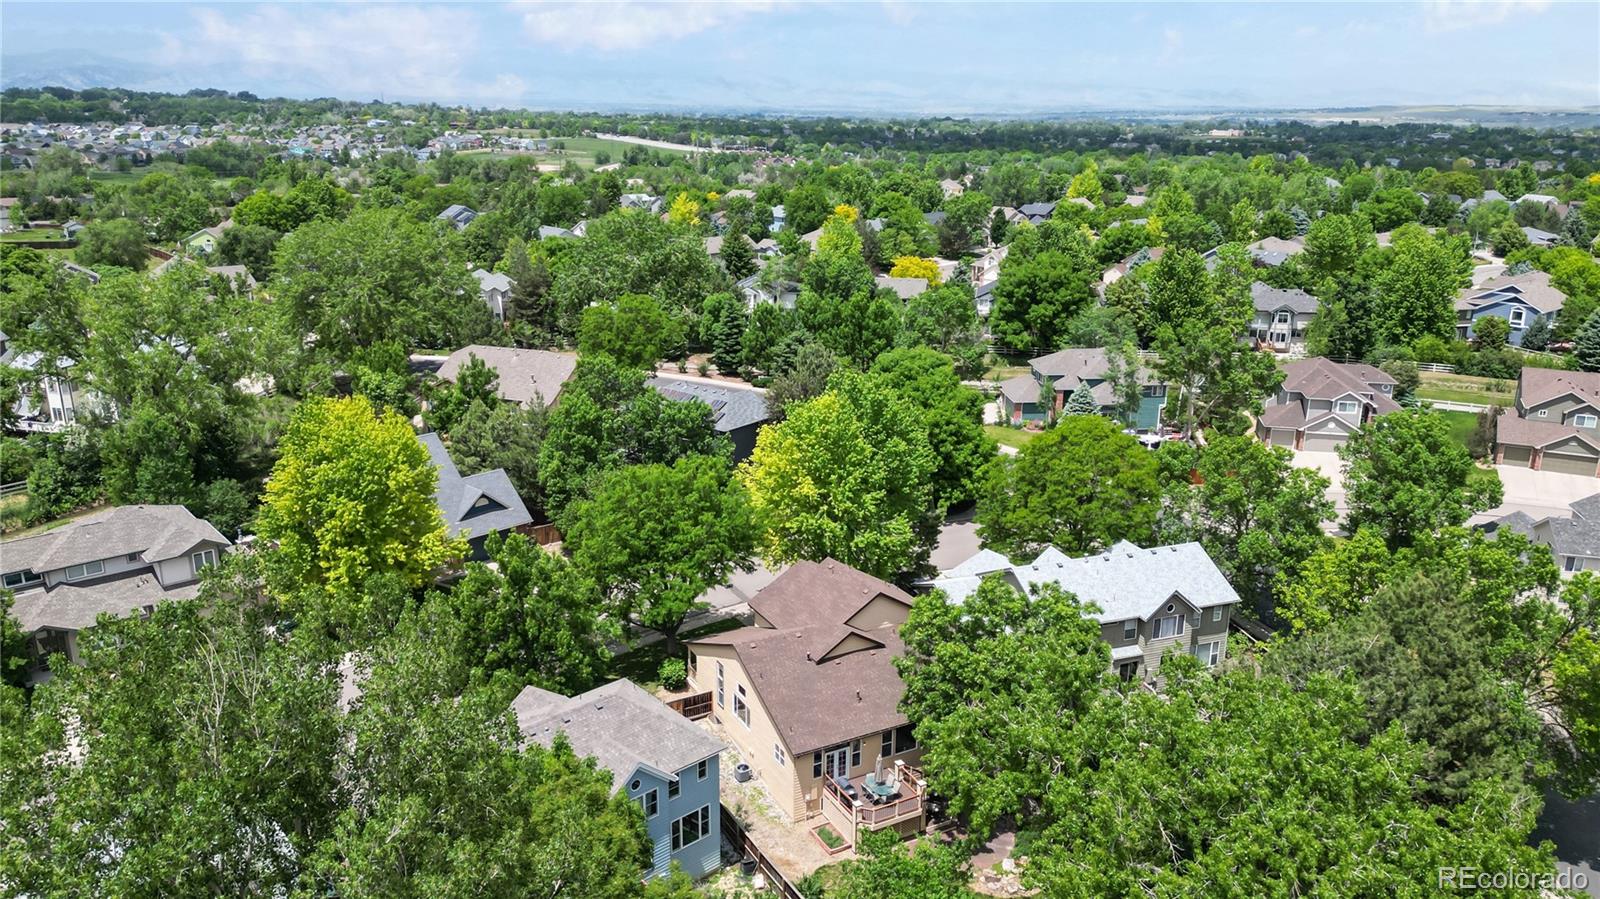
left=997, top=347, right=1166, bottom=431
left=514, top=679, right=725, bottom=880
left=1456, top=270, right=1567, bottom=346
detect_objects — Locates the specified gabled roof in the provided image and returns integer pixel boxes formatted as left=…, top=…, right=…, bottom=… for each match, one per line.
left=438, top=345, right=577, bottom=408
left=646, top=375, right=769, bottom=433
left=472, top=268, right=513, bottom=293
left=1, top=504, right=229, bottom=576
left=1456, top=270, right=1566, bottom=315
left=747, top=558, right=912, bottom=630
left=874, top=275, right=929, bottom=300
left=9, top=572, right=205, bottom=634
left=1250, top=281, right=1319, bottom=315
left=1517, top=366, right=1600, bottom=411
left=1029, top=346, right=1156, bottom=389
left=1280, top=357, right=1398, bottom=408
left=514, top=679, right=725, bottom=793
left=998, top=374, right=1041, bottom=405
left=1495, top=414, right=1600, bottom=453
left=419, top=432, right=532, bottom=541
left=925, top=541, right=1239, bottom=624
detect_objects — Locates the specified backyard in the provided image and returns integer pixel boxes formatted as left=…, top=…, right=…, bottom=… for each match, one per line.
left=1416, top=371, right=1516, bottom=407
left=984, top=424, right=1038, bottom=450
left=603, top=616, right=745, bottom=690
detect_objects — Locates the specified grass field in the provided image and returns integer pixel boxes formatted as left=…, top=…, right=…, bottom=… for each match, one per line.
left=1438, top=409, right=1482, bottom=450
left=0, top=227, right=64, bottom=241
left=1416, top=371, right=1516, bottom=407
left=985, top=424, right=1039, bottom=449
left=467, top=135, right=689, bottom=169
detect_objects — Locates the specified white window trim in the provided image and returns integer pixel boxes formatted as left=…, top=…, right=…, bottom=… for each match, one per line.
left=1211, top=608, right=1224, bottom=623
left=1153, top=614, right=1185, bottom=639
left=772, top=743, right=785, bottom=766
left=191, top=548, right=217, bottom=575
left=1508, top=309, right=1526, bottom=327
left=64, top=559, right=105, bottom=581
left=1575, top=414, right=1598, bottom=429
left=1335, top=399, right=1360, bottom=414
left=1194, top=640, right=1221, bottom=666
left=734, top=684, right=750, bottom=728
left=671, top=805, right=711, bottom=852
left=642, top=788, right=659, bottom=818
left=1537, top=409, right=1548, bottom=417
left=1122, top=619, right=1137, bottom=640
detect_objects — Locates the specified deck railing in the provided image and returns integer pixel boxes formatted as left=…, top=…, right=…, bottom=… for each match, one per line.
left=821, top=766, right=925, bottom=830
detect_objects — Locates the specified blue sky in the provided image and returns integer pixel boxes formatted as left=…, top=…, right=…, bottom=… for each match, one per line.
left=3, top=1, right=1597, bottom=113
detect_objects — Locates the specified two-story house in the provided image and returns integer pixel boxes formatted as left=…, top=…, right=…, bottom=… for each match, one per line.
left=1, top=339, right=94, bottom=433
left=924, top=541, right=1238, bottom=683
left=513, top=678, right=726, bottom=880
left=1256, top=357, right=1400, bottom=451
left=685, top=560, right=929, bottom=849
left=1455, top=270, right=1567, bottom=346
left=1487, top=492, right=1600, bottom=576
left=969, top=245, right=1008, bottom=291
left=996, top=347, right=1167, bottom=431
left=647, top=375, right=770, bottom=462
left=436, top=345, right=578, bottom=408
left=1249, top=281, right=1319, bottom=353
left=736, top=273, right=801, bottom=311
left=420, top=433, right=532, bottom=559
left=2, top=504, right=232, bottom=683
left=1494, top=367, right=1600, bottom=476
left=471, top=268, right=514, bottom=321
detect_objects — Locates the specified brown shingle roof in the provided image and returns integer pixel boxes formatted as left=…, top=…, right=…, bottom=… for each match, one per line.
left=1517, top=367, right=1600, bottom=411
left=1496, top=413, right=1600, bottom=452
left=746, top=559, right=911, bottom=630
left=438, top=345, right=577, bottom=408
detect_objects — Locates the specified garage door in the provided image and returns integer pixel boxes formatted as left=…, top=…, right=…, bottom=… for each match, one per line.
left=1270, top=429, right=1296, bottom=448
left=1302, top=432, right=1345, bottom=453
left=1541, top=452, right=1598, bottom=476
left=1500, top=445, right=1533, bottom=467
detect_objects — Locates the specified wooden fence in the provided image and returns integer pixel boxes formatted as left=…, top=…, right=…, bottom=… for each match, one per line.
left=0, top=481, right=25, bottom=499
left=720, top=807, right=806, bottom=899
left=667, top=691, right=713, bottom=720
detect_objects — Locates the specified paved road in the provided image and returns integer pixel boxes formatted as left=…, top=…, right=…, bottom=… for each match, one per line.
left=1534, top=788, right=1600, bottom=897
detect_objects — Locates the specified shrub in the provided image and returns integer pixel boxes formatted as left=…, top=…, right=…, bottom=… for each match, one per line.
left=658, top=657, right=688, bottom=690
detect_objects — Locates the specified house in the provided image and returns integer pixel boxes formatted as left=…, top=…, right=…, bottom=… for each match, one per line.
left=974, top=280, right=997, bottom=318
left=1248, top=281, right=1318, bottom=352
left=1017, top=200, right=1057, bottom=224
left=419, top=432, right=532, bottom=558
left=1522, top=226, right=1560, bottom=247
left=2, top=346, right=92, bottom=433
left=996, top=347, right=1166, bottom=431
left=969, top=245, right=1008, bottom=289
left=1455, top=270, right=1567, bottom=345
left=621, top=193, right=664, bottom=214
left=61, top=220, right=86, bottom=240
left=939, top=178, right=964, bottom=198
left=1205, top=235, right=1305, bottom=270
left=437, top=345, right=578, bottom=408
left=182, top=220, right=232, bottom=255
left=1493, top=368, right=1600, bottom=476
left=1, top=505, right=231, bottom=684
left=1101, top=246, right=1164, bottom=288
left=514, top=679, right=725, bottom=879
left=923, top=541, right=1238, bottom=683
left=537, top=225, right=577, bottom=240
left=1256, top=357, right=1400, bottom=451
left=769, top=204, right=786, bottom=233
left=647, top=375, right=769, bottom=461
left=1486, top=493, right=1600, bottom=576
left=737, top=274, right=801, bottom=311
left=437, top=204, right=477, bottom=230
left=205, top=265, right=257, bottom=292
left=1516, top=193, right=1560, bottom=209
left=471, top=268, right=514, bottom=321
left=874, top=275, right=929, bottom=301
left=705, top=232, right=754, bottom=262
left=685, top=560, right=928, bottom=843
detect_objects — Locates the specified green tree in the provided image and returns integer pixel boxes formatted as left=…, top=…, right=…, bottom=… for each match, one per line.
left=567, top=455, right=757, bottom=652
left=1575, top=311, right=1600, bottom=373
left=989, top=245, right=1097, bottom=352
left=739, top=370, right=938, bottom=578
left=869, top=348, right=994, bottom=507
left=1339, top=408, right=1502, bottom=547
left=719, top=230, right=757, bottom=279
left=256, top=395, right=463, bottom=617
left=1373, top=225, right=1467, bottom=346
left=1274, top=526, right=1395, bottom=633
left=1302, top=213, right=1371, bottom=279
left=1491, top=219, right=1531, bottom=257
left=976, top=414, right=1159, bottom=557
left=1471, top=314, right=1510, bottom=350
left=828, top=828, right=973, bottom=899
left=73, top=218, right=147, bottom=270
left=578, top=293, right=687, bottom=370
left=1062, top=381, right=1096, bottom=415
left=765, top=339, right=837, bottom=421
left=425, top=352, right=498, bottom=434
left=215, top=222, right=281, bottom=281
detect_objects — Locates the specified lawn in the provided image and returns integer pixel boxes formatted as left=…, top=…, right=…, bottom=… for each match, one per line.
left=985, top=424, right=1039, bottom=450
left=604, top=616, right=746, bottom=689
left=0, top=226, right=66, bottom=241
left=814, top=824, right=847, bottom=850
left=464, top=135, right=690, bottom=169
left=1416, top=371, right=1516, bottom=407
left=1438, top=409, right=1482, bottom=452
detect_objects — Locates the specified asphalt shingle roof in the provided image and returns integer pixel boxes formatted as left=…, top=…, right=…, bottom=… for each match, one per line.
left=646, top=375, right=769, bottom=433
left=438, top=345, right=577, bottom=408
left=1250, top=281, right=1320, bottom=315
left=1, top=504, right=229, bottom=575
left=419, top=433, right=532, bottom=542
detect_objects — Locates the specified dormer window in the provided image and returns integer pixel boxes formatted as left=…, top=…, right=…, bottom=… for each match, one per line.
left=1336, top=400, right=1360, bottom=414
left=64, top=560, right=104, bottom=581
left=192, top=549, right=217, bottom=575
left=2, top=569, right=42, bottom=589
left=1576, top=414, right=1598, bottom=429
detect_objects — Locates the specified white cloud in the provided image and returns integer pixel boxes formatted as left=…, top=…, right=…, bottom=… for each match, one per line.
left=510, top=1, right=783, bottom=52
left=163, top=4, right=523, bottom=103
left=1421, top=0, right=1551, bottom=32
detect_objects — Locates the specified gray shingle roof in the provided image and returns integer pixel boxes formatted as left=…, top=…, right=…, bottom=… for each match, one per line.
left=874, top=275, right=929, bottom=300
left=514, top=679, right=725, bottom=793
left=1280, top=358, right=1398, bottom=407
left=1456, top=270, right=1567, bottom=315
left=1, top=504, right=229, bottom=575
left=1541, top=517, right=1600, bottom=558
left=1250, top=281, right=1319, bottom=315
left=1494, top=414, right=1600, bottom=453
left=998, top=374, right=1041, bottom=405
left=10, top=572, right=204, bottom=634
left=927, top=542, right=1239, bottom=624
left=472, top=268, right=513, bottom=293
left=419, top=433, right=532, bottom=542
left=1517, top=366, right=1600, bottom=411
left=646, top=375, right=769, bottom=433
left=438, top=345, right=577, bottom=408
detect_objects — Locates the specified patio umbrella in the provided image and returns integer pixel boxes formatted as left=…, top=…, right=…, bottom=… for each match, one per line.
left=874, top=753, right=886, bottom=786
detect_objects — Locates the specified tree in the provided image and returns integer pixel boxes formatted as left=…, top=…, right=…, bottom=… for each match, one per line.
left=1066, top=160, right=1103, bottom=203
left=73, top=218, right=147, bottom=270
left=577, top=292, right=686, bottom=370
left=567, top=455, right=757, bottom=652
left=784, top=182, right=831, bottom=234
left=739, top=370, right=938, bottom=579
left=765, top=340, right=836, bottom=421
left=425, top=352, right=499, bottom=434
left=434, top=532, right=615, bottom=692
left=1274, top=526, right=1395, bottom=632
left=214, top=222, right=280, bottom=281
left=1374, top=225, right=1467, bottom=346
left=1302, top=213, right=1370, bottom=279
left=1339, top=408, right=1502, bottom=548
left=896, top=578, right=1109, bottom=837
left=719, top=229, right=757, bottom=279
left=1471, top=314, right=1510, bottom=350
left=869, top=348, right=995, bottom=507
left=796, top=209, right=898, bottom=366
left=1062, top=382, right=1096, bottom=415
left=988, top=247, right=1097, bottom=352
left=1520, top=313, right=1553, bottom=352
left=256, top=396, right=463, bottom=621
left=1158, top=435, right=1332, bottom=604
left=446, top=396, right=546, bottom=506
left=826, top=826, right=973, bottom=899
left=1380, top=357, right=1421, bottom=401
left=976, top=414, right=1159, bottom=557
left=502, top=237, right=556, bottom=336
left=1491, top=219, right=1531, bottom=257
left=1575, top=311, right=1600, bottom=373
left=889, top=255, right=941, bottom=286
left=936, top=189, right=992, bottom=257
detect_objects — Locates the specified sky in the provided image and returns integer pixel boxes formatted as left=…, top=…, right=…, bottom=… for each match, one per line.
left=2, top=1, right=1598, bottom=114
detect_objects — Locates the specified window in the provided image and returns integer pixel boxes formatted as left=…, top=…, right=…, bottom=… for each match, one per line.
left=1211, top=608, right=1224, bottom=623
left=687, top=649, right=697, bottom=679
left=1193, top=640, right=1221, bottom=666
left=1508, top=309, right=1526, bottom=328
left=671, top=806, right=710, bottom=851
left=641, top=789, right=658, bottom=818
left=126, top=552, right=141, bottom=563
left=894, top=724, right=918, bottom=754
left=1537, top=409, right=1549, bottom=418
left=813, top=751, right=824, bottom=778
left=1576, top=414, right=1598, bottom=429
left=734, top=684, right=750, bottom=727
left=1123, top=619, right=1137, bottom=640
left=850, top=740, right=861, bottom=767
left=630, top=778, right=641, bottom=791
left=191, top=549, right=217, bottom=575
left=715, top=662, right=724, bottom=708
left=1152, top=615, right=1185, bottom=639
left=1335, top=399, right=1359, bottom=414
left=668, top=779, right=681, bottom=799
left=64, top=560, right=104, bottom=581
left=2, top=569, right=41, bottom=590
left=697, top=759, right=709, bottom=780
left=773, top=743, right=785, bottom=766
left=1565, top=556, right=1581, bottom=573
left=882, top=731, right=893, bottom=759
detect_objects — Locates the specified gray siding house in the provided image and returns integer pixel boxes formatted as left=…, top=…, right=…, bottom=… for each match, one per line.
left=471, top=268, right=514, bottom=321
left=1257, top=357, right=1400, bottom=451
left=924, top=541, right=1239, bottom=684
left=647, top=375, right=770, bottom=462
left=1487, top=492, right=1600, bottom=576
left=514, top=679, right=726, bottom=880
left=1248, top=281, right=1318, bottom=353
left=997, top=347, right=1166, bottom=432
left=1, top=505, right=232, bottom=683
left=1455, top=270, right=1566, bottom=346
left=1494, top=367, right=1600, bottom=476
left=420, top=432, right=532, bottom=559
